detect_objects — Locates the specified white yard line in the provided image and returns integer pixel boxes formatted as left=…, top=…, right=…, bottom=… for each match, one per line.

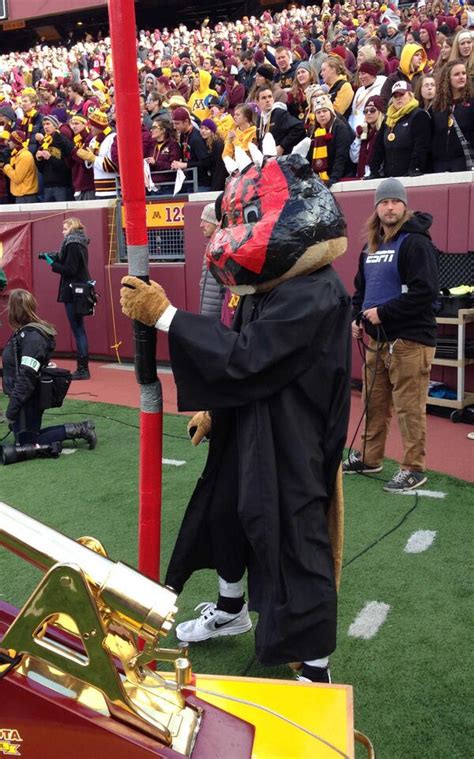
left=348, top=601, right=391, bottom=640
left=397, top=489, right=446, bottom=499
left=404, top=530, right=437, bottom=554
left=162, top=458, right=186, bottom=467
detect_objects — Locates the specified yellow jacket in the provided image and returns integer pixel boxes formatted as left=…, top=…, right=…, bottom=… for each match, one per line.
left=215, top=113, right=235, bottom=141
left=330, top=76, right=354, bottom=117
left=223, top=124, right=257, bottom=159
left=399, top=44, right=427, bottom=79
left=3, top=148, right=39, bottom=197
left=187, top=70, right=218, bottom=122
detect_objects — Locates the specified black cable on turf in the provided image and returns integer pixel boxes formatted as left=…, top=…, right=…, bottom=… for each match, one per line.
left=0, top=428, right=12, bottom=443
left=343, top=493, right=419, bottom=569
left=346, top=324, right=387, bottom=481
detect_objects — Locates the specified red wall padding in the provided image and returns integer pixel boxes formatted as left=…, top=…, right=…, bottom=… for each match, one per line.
left=0, top=180, right=472, bottom=391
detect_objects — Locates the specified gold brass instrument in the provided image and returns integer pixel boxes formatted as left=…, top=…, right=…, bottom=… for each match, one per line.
left=0, top=501, right=200, bottom=756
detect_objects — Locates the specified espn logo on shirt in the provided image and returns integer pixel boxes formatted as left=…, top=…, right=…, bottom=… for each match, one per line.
left=366, top=251, right=395, bottom=264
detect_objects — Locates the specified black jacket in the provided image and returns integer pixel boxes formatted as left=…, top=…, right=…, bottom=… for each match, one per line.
left=257, top=105, right=306, bottom=154
left=370, top=108, right=431, bottom=177
left=51, top=230, right=90, bottom=303
left=274, top=61, right=299, bottom=89
left=208, top=137, right=227, bottom=191
left=35, top=131, right=74, bottom=188
left=2, top=324, right=56, bottom=421
left=431, top=99, right=474, bottom=172
left=352, top=212, right=439, bottom=346
left=180, top=127, right=212, bottom=188
left=237, top=65, right=257, bottom=95
left=326, top=117, right=355, bottom=187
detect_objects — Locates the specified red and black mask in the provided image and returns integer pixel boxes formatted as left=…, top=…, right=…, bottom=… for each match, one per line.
left=206, top=153, right=346, bottom=288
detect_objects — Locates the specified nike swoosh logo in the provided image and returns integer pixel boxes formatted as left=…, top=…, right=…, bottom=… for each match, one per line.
left=214, top=618, right=238, bottom=629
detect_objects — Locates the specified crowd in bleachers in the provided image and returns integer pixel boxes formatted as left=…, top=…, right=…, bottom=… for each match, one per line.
left=0, top=1, right=472, bottom=202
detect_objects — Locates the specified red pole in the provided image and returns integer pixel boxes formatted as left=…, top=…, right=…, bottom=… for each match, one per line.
left=108, top=0, right=162, bottom=581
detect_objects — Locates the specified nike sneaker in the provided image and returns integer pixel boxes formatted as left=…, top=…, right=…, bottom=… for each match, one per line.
left=175, top=602, right=252, bottom=642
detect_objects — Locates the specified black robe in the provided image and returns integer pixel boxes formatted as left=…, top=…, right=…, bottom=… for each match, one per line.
left=165, top=266, right=352, bottom=665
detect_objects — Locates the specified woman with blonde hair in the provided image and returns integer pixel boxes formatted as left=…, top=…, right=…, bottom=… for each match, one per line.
left=350, top=95, right=386, bottom=178
left=433, top=37, right=453, bottom=81
left=222, top=103, right=256, bottom=159
left=1, top=289, right=96, bottom=464
left=320, top=56, right=354, bottom=118
left=448, top=31, right=474, bottom=84
left=40, top=216, right=92, bottom=380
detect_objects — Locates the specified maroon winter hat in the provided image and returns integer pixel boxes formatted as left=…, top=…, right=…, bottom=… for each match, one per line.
left=171, top=106, right=191, bottom=122
left=364, top=95, right=386, bottom=113
left=330, top=45, right=347, bottom=61
left=157, top=75, right=170, bottom=87
left=9, top=130, right=26, bottom=147
left=359, top=61, right=379, bottom=77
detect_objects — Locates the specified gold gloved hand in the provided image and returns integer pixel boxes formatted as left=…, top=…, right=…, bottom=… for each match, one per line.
left=120, top=275, right=171, bottom=327
left=187, top=411, right=211, bottom=446
left=77, top=147, right=95, bottom=162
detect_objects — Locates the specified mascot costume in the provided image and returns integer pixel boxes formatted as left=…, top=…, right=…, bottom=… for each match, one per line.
left=121, top=137, right=351, bottom=683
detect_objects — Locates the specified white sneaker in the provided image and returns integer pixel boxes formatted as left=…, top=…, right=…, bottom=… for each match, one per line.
left=175, top=602, right=252, bottom=642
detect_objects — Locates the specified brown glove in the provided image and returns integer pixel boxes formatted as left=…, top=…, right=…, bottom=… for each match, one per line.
left=187, top=411, right=211, bottom=446
left=77, top=147, right=95, bottom=162
left=120, top=275, right=171, bottom=327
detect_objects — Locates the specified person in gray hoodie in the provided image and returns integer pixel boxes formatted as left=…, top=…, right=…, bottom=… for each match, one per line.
left=199, top=203, right=224, bottom=318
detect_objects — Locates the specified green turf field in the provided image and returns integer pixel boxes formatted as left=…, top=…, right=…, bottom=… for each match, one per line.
left=0, top=400, right=472, bottom=758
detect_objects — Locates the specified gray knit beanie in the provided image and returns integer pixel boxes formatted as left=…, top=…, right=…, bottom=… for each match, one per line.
left=201, top=203, right=218, bottom=225
left=375, top=178, right=407, bottom=207
left=296, top=61, right=312, bottom=74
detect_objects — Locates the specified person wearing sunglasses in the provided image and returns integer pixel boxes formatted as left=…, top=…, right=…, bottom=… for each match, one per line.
left=350, top=96, right=386, bottom=179
left=368, top=80, right=431, bottom=178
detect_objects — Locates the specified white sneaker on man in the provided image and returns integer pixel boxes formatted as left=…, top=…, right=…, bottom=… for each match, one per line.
left=175, top=602, right=252, bottom=642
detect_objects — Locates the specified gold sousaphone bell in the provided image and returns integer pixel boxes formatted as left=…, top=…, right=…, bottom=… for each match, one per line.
left=0, top=501, right=201, bottom=755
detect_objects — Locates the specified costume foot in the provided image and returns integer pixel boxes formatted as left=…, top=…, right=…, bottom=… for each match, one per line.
left=175, top=602, right=252, bottom=642
left=295, top=663, right=332, bottom=684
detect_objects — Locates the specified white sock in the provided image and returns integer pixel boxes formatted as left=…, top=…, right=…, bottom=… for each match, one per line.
left=304, top=657, right=329, bottom=669
left=218, top=576, right=244, bottom=598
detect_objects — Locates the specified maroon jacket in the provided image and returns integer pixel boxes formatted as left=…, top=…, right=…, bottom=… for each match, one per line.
left=356, top=125, right=380, bottom=179
left=69, top=128, right=95, bottom=193
left=150, top=138, right=181, bottom=186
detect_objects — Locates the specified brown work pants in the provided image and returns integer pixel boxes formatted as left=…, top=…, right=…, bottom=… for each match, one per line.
left=361, top=338, right=435, bottom=472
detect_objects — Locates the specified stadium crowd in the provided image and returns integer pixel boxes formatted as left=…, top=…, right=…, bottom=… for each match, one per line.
left=0, top=1, right=472, bottom=201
